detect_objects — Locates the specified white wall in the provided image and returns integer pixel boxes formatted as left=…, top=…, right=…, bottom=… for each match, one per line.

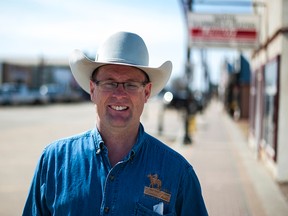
left=251, top=0, right=288, bottom=181
left=275, top=0, right=288, bottom=182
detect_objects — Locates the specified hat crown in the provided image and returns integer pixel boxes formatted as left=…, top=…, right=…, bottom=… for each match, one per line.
left=96, top=32, right=149, bottom=66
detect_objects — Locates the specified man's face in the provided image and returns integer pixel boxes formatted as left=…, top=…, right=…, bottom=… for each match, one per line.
left=90, top=64, right=151, bottom=130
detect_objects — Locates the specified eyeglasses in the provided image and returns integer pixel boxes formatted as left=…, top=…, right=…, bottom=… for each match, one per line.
left=93, top=80, right=149, bottom=93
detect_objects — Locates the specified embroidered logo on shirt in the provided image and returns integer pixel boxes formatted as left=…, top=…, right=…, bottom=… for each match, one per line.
left=144, top=174, right=171, bottom=203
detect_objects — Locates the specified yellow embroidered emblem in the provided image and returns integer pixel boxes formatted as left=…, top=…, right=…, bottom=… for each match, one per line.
left=144, top=174, right=171, bottom=203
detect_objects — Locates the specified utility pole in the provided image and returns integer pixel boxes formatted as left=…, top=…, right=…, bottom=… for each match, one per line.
left=180, top=0, right=194, bottom=144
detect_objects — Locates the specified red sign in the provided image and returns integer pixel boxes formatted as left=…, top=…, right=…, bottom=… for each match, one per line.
left=188, top=13, right=260, bottom=49
left=191, top=28, right=257, bottom=40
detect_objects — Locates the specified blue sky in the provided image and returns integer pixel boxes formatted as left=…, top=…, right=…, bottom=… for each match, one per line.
left=0, top=0, right=252, bottom=87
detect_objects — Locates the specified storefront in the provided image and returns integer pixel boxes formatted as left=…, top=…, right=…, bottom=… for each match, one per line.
left=250, top=0, right=288, bottom=182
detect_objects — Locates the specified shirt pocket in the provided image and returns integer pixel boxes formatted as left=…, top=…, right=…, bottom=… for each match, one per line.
left=135, top=202, right=175, bottom=216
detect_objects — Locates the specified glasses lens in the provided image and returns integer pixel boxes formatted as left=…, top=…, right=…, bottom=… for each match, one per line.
left=95, top=80, right=146, bottom=93
left=102, top=81, right=117, bottom=90
left=124, top=82, right=143, bottom=91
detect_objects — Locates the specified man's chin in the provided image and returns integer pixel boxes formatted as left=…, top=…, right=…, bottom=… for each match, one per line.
left=108, top=118, right=130, bottom=128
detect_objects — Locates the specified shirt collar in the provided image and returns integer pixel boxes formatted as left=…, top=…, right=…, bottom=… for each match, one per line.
left=91, top=123, right=146, bottom=159
left=125, top=123, right=146, bottom=161
left=91, top=127, right=104, bottom=154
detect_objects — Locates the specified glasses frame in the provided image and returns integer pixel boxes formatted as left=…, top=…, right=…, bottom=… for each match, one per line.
left=92, top=80, right=149, bottom=93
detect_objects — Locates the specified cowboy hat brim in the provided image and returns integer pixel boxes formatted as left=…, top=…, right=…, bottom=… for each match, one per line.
left=69, top=49, right=172, bottom=98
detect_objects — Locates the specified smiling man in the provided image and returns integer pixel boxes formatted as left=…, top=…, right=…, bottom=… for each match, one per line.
left=90, top=64, right=151, bottom=166
left=23, top=32, right=208, bottom=215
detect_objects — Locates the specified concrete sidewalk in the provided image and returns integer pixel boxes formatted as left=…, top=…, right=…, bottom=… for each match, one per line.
left=150, top=100, right=288, bottom=216
left=1, top=100, right=287, bottom=215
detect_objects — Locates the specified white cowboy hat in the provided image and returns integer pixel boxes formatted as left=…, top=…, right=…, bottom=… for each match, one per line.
left=69, top=31, right=172, bottom=97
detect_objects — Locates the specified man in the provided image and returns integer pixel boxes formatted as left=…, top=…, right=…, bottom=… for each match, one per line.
left=23, top=32, right=208, bottom=215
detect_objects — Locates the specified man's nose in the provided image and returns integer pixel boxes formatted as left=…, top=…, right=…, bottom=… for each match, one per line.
left=112, top=84, right=127, bottom=95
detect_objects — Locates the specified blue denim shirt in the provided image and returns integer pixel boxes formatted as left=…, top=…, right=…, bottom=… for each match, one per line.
left=23, top=124, right=208, bottom=215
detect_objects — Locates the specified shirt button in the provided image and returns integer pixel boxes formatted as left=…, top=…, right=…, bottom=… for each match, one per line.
left=109, top=175, right=115, bottom=181
left=104, top=207, right=110, bottom=213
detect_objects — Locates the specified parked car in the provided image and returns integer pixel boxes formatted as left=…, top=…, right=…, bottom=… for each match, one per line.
left=39, top=84, right=83, bottom=103
left=0, top=83, right=14, bottom=105
left=0, top=83, right=49, bottom=105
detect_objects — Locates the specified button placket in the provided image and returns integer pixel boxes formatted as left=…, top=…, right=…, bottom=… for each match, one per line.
left=101, top=163, right=122, bottom=215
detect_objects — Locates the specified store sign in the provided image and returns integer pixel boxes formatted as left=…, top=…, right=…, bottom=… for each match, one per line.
left=188, top=13, right=260, bottom=49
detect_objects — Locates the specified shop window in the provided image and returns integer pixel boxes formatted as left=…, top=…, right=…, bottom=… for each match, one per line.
left=262, top=56, right=280, bottom=161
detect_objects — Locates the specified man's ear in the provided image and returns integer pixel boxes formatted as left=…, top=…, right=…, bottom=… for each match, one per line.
left=89, top=80, right=95, bottom=100
left=144, top=83, right=152, bottom=102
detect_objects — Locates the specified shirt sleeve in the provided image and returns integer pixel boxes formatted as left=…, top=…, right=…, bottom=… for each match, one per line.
left=175, top=166, right=209, bottom=216
left=22, top=149, right=50, bottom=216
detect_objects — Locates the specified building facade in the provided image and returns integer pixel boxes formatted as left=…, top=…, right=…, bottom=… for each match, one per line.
left=250, top=0, right=288, bottom=182
left=0, top=57, right=87, bottom=103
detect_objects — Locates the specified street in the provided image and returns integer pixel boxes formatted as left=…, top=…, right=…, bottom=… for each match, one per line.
left=0, top=99, right=287, bottom=216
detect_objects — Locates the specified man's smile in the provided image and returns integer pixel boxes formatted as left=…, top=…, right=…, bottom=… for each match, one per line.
left=110, top=105, right=129, bottom=111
